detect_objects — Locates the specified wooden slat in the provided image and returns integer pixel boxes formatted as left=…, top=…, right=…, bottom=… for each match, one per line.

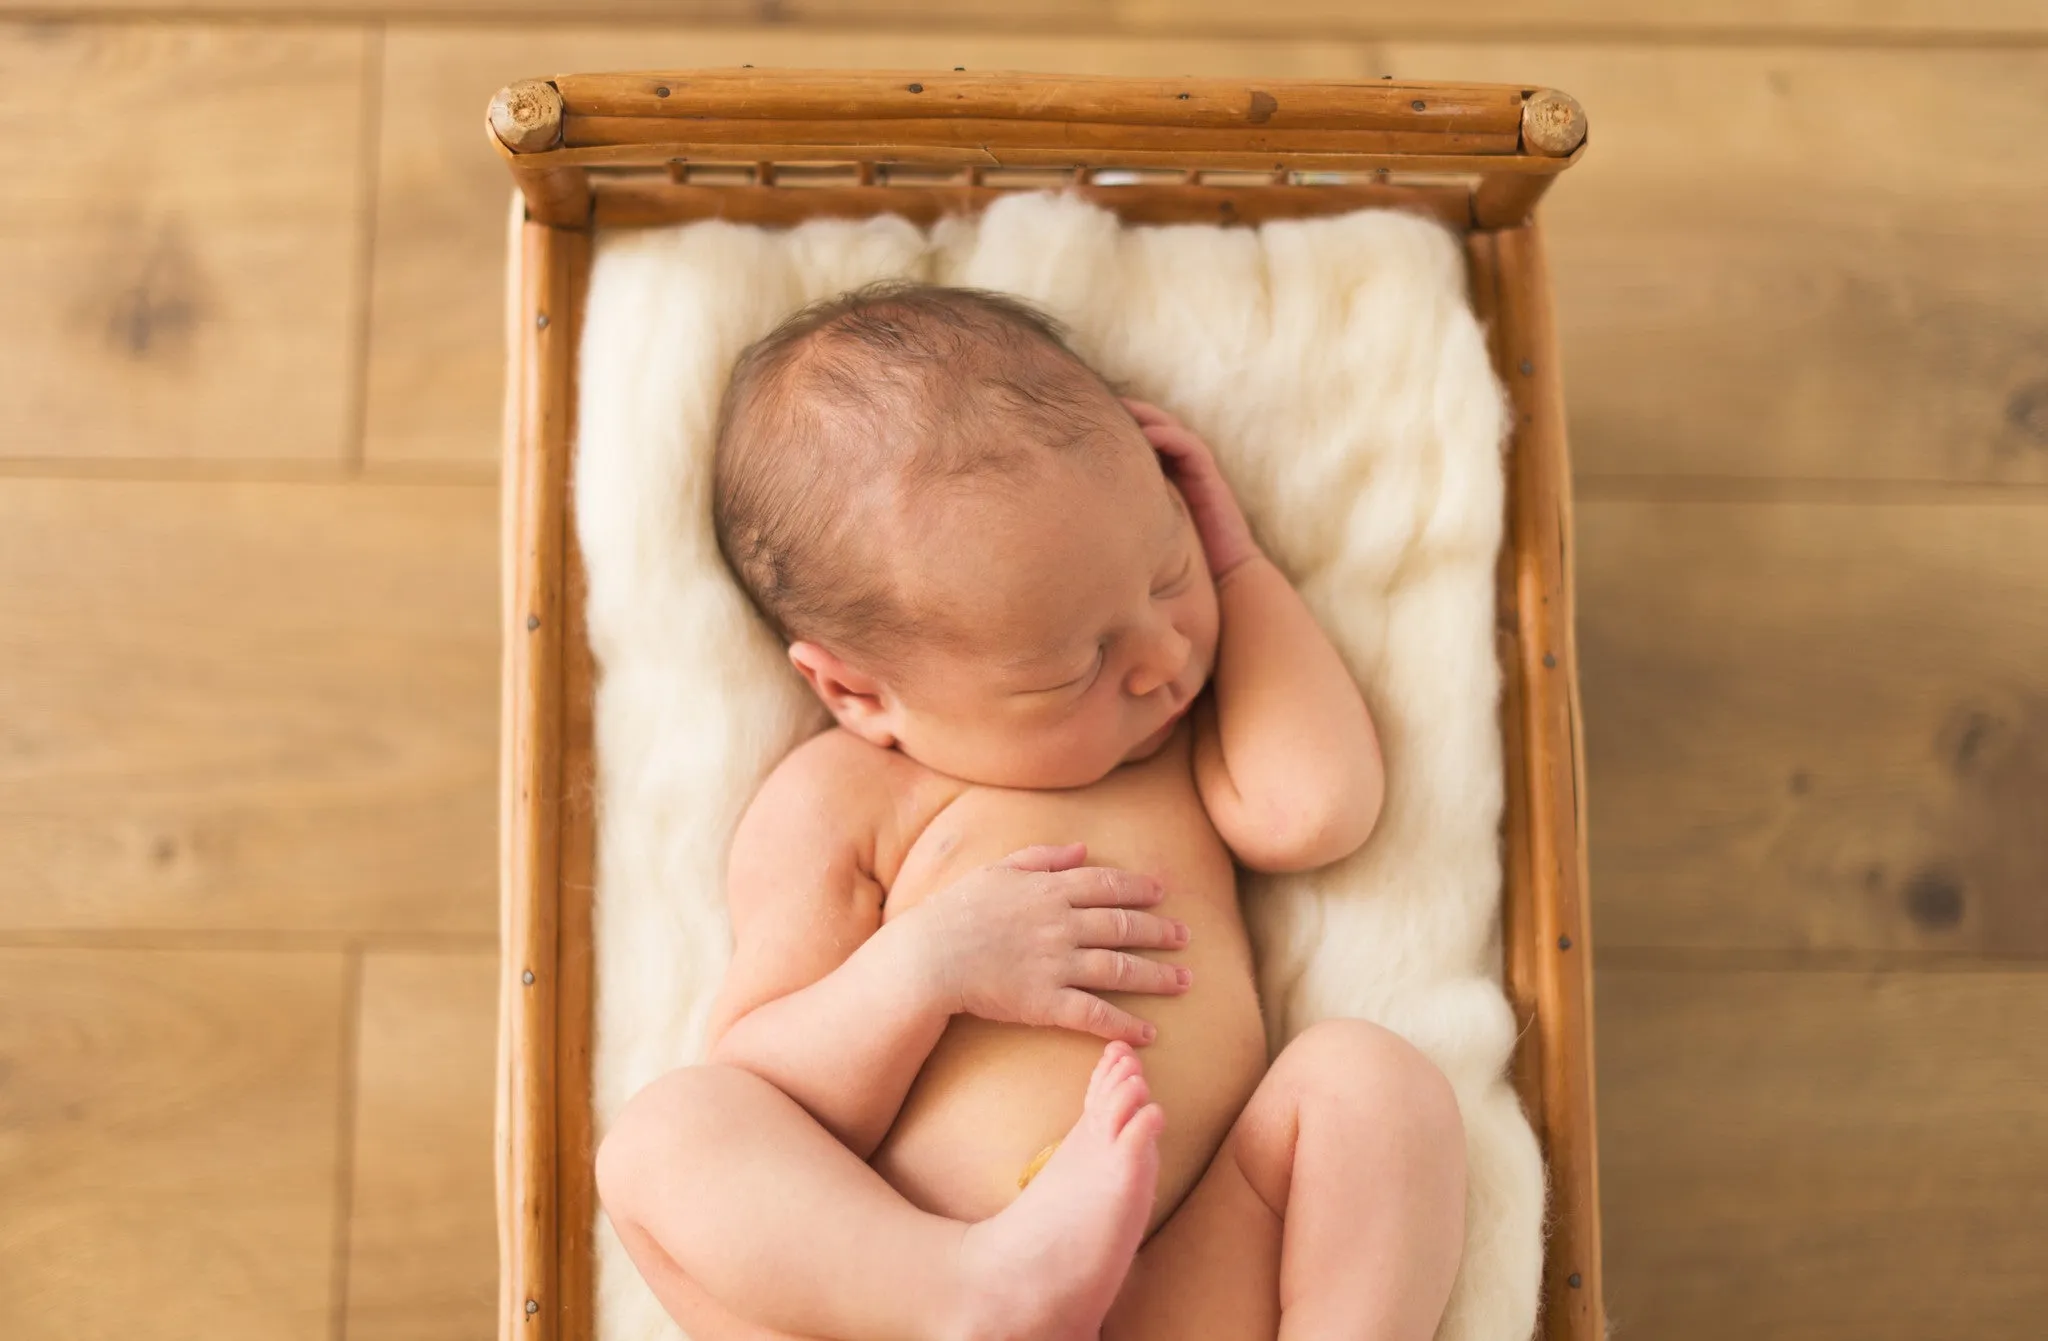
left=546, top=137, right=1544, bottom=177
left=365, top=25, right=1373, bottom=464
left=499, top=218, right=587, bottom=1341
left=0, top=478, right=498, bottom=935
left=548, top=70, right=1527, bottom=134
left=553, top=259, right=600, bottom=1341
left=1577, top=497, right=2048, bottom=957
left=345, top=952, right=499, bottom=1341
left=0, top=948, right=345, bottom=1340
left=1386, top=42, right=2048, bottom=484
left=591, top=179, right=1474, bottom=230
left=1597, top=965, right=2048, bottom=1341
left=0, top=21, right=367, bottom=463
left=1490, top=221, right=1603, bottom=1341
left=559, top=113, right=1520, bottom=157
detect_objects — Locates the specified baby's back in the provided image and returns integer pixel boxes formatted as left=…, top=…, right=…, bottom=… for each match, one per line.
left=872, top=726, right=1268, bottom=1232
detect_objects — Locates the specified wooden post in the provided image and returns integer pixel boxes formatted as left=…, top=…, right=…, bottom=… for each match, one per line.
left=1520, top=89, right=1588, bottom=157
left=490, top=80, right=594, bottom=227
left=1474, top=90, right=1587, bottom=228
left=499, top=217, right=591, bottom=1341
left=1482, top=218, right=1604, bottom=1341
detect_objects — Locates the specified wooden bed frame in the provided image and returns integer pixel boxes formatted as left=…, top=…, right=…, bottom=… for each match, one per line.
left=494, top=70, right=1598, bottom=1341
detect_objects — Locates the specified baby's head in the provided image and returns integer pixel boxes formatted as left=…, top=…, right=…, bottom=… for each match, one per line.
left=714, top=282, right=1217, bottom=790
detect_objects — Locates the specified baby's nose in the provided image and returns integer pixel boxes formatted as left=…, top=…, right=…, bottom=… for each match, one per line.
left=1125, top=623, right=1193, bottom=697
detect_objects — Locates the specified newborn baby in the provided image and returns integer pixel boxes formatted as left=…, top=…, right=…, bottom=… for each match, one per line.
left=597, top=284, right=1467, bottom=1341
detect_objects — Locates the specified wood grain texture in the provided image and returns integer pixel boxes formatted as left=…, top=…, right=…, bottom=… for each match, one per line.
left=0, top=478, right=498, bottom=935
left=1577, top=498, right=2048, bottom=956
left=547, top=70, right=1526, bottom=132
left=0, top=948, right=346, bottom=1341
left=0, top=0, right=974, bottom=18
left=500, top=219, right=586, bottom=1341
left=2, top=0, right=2042, bottom=33
left=1384, top=42, right=2048, bottom=484
left=0, top=1, right=764, bottom=11
left=1115, top=0, right=2048, bottom=35
left=1597, top=966, right=2048, bottom=1340
left=346, top=952, right=499, bottom=1341
left=365, top=25, right=1371, bottom=463
left=591, top=179, right=1475, bottom=230
left=0, top=21, right=367, bottom=463
left=1489, top=221, right=1603, bottom=1341
left=554, top=311, right=600, bottom=1341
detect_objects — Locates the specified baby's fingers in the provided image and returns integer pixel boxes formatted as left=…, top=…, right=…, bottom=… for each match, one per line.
left=1059, top=867, right=1163, bottom=910
left=1068, top=949, right=1191, bottom=997
left=1001, top=843, right=1087, bottom=873
left=1119, top=397, right=1179, bottom=429
left=1140, top=420, right=1209, bottom=465
left=1071, top=907, right=1189, bottom=951
left=1051, top=988, right=1158, bottom=1046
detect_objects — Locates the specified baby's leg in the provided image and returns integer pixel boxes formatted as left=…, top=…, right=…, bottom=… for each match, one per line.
left=1105, top=1019, right=1467, bottom=1341
left=598, top=1045, right=1165, bottom=1341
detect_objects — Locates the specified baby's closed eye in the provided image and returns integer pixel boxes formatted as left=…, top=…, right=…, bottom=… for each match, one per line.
left=1152, top=555, right=1195, bottom=599
left=1028, top=644, right=1106, bottom=696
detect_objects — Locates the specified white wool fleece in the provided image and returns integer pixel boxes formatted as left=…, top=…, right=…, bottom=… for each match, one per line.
left=574, top=192, right=1545, bottom=1341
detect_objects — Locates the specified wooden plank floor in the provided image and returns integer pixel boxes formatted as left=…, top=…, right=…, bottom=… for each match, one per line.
left=1, top=8, right=2042, bottom=1341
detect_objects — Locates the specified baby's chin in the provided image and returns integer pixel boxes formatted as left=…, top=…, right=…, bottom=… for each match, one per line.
left=1121, top=713, right=1186, bottom=765
left=893, top=731, right=1159, bottom=792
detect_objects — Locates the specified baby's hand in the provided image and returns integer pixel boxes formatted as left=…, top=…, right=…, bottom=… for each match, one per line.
left=911, top=843, right=1192, bottom=1045
left=1122, top=398, right=1261, bottom=580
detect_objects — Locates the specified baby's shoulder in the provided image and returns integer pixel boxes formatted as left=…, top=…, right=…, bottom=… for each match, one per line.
left=740, top=727, right=954, bottom=865
left=748, top=727, right=894, bottom=830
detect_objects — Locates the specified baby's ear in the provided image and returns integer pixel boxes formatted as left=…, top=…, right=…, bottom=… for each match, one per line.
left=787, top=641, right=897, bottom=748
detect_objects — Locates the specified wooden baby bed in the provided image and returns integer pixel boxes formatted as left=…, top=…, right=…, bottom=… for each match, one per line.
left=494, top=70, right=1598, bottom=1341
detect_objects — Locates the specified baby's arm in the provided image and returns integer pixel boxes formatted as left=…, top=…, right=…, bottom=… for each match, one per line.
left=702, top=735, right=949, bottom=1158
left=1127, top=400, right=1385, bottom=873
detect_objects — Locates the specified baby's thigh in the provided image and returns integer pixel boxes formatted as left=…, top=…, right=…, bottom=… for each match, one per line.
left=610, top=1218, right=828, bottom=1341
left=1102, top=1107, right=1285, bottom=1341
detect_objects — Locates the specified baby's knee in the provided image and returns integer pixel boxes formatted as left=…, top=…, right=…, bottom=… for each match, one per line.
left=595, top=1064, right=759, bottom=1227
left=1280, top=1019, right=1465, bottom=1154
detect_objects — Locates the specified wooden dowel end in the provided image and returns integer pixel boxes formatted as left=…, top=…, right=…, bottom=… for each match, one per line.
left=493, top=79, right=567, bottom=155
left=1520, top=90, right=1586, bottom=158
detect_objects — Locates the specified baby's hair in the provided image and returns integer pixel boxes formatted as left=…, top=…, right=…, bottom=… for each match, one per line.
left=712, top=281, right=1125, bottom=662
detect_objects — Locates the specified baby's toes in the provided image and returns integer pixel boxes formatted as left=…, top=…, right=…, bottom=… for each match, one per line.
left=1098, top=1069, right=1152, bottom=1135
left=1086, top=1042, right=1132, bottom=1104
left=1117, top=1101, right=1166, bottom=1154
left=1091, top=1055, right=1142, bottom=1114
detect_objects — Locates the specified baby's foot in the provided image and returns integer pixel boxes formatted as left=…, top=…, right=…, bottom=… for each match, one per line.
left=951, top=1042, right=1163, bottom=1341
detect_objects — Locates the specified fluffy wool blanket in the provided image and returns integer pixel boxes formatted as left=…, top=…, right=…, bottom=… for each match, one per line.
left=575, top=193, right=1543, bottom=1341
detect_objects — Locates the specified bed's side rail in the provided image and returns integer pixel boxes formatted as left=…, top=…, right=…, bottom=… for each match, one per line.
left=501, top=218, right=595, bottom=1341
left=1472, top=221, right=1604, bottom=1341
left=486, top=71, right=1586, bottom=233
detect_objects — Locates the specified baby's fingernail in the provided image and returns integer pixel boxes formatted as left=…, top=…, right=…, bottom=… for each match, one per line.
left=1141, top=1024, right=1158, bottom=1043
left=1176, top=967, right=1193, bottom=988
left=1173, top=920, right=1189, bottom=941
